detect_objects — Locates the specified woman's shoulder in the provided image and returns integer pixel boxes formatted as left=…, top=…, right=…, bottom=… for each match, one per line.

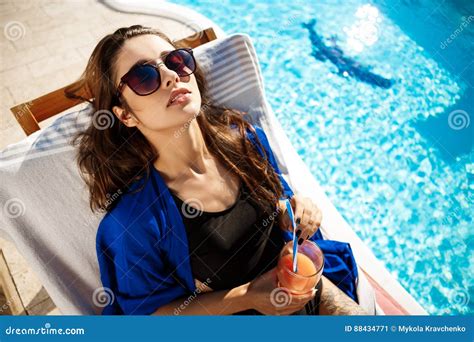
left=96, top=172, right=162, bottom=246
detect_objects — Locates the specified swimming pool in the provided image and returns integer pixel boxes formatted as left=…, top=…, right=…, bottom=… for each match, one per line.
left=172, top=0, right=473, bottom=315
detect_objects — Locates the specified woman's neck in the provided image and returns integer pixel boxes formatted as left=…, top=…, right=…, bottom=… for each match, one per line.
left=152, top=120, right=212, bottom=181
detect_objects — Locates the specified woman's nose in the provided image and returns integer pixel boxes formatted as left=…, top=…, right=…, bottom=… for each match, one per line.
left=159, top=65, right=181, bottom=90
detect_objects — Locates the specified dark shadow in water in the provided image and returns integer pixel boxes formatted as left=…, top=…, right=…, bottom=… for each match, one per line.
left=412, top=95, right=473, bottom=164
left=302, top=19, right=395, bottom=89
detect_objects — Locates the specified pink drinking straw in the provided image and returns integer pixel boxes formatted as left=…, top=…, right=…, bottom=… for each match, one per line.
left=285, top=199, right=298, bottom=273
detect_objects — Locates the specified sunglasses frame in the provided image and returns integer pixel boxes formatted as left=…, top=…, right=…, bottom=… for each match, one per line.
left=115, top=48, right=196, bottom=99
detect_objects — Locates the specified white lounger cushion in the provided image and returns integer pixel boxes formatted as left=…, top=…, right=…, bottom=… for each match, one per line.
left=0, top=33, right=376, bottom=315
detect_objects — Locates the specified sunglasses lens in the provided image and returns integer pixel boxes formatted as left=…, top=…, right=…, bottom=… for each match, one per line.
left=166, top=49, right=196, bottom=77
left=127, top=65, right=160, bottom=95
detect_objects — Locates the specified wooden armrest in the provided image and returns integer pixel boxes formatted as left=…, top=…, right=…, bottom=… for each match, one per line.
left=0, top=249, right=26, bottom=315
left=9, top=27, right=217, bottom=136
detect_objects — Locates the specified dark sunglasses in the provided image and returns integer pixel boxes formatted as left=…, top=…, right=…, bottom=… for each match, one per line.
left=115, top=48, right=196, bottom=98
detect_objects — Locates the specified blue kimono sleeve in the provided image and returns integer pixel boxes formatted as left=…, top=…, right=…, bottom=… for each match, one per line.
left=96, top=215, right=187, bottom=315
left=250, top=125, right=294, bottom=200
left=310, top=230, right=359, bottom=303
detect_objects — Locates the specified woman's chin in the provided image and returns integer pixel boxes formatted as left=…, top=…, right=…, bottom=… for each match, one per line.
left=168, top=101, right=200, bottom=116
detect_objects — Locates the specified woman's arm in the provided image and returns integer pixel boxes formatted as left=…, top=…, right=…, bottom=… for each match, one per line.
left=319, top=275, right=367, bottom=315
left=152, top=283, right=251, bottom=315
left=153, top=273, right=365, bottom=315
left=153, top=268, right=316, bottom=316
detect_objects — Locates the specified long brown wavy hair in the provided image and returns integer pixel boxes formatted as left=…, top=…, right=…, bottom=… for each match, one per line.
left=66, top=25, right=284, bottom=214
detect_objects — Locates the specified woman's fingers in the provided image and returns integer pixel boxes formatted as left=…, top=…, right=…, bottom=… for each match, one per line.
left=287, top=196, right=323, bottom=243
left=296, top=198, right=312, bottom=243
left=300, top=200, right=323, bottom=242
left=300, top=199, right=312, bottom=228
left=292, top=197, right=306, bottom=242
left=291, top=196, right=303, bottom=227
left=303, top=202, right=321, bottom=240
left=315, top=204, right=322, bottom=227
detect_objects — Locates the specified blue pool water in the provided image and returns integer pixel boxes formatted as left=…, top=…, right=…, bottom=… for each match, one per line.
left=172, top=0, right=473, bottom=314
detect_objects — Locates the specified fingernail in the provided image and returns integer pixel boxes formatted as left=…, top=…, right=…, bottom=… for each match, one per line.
left=298, top=238, right=304, bottom=245
left=296, top=229, right=302, bottom=237
left=296, top=218, right=301, bottom=224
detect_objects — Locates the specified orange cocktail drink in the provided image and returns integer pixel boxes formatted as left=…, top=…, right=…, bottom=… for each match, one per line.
left=277, top=240, right=324, bottom=295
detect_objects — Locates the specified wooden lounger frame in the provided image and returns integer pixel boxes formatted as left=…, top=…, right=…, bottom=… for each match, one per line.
left=9, top=27, right=217, bottom=136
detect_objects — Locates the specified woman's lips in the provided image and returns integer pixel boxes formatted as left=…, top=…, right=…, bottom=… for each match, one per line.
left=168, top=93, right=191, bottom=107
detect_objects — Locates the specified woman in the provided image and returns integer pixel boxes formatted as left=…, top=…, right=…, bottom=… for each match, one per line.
left=68, top=25, right=367, bottom=315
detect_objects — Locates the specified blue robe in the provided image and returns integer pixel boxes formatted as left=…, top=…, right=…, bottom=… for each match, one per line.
left=96, top=124, right=358, bottom=315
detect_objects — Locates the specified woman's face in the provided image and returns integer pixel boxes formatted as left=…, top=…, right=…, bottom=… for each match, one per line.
left=112, top=34, right=201, bottom=132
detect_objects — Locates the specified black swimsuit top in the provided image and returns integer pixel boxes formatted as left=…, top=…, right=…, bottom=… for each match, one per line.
left=171, top=183, right=284, bottom=291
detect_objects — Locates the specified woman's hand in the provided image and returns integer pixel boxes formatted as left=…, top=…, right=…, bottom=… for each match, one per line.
left=277, top=195, right=322, bottom=244
left=245, top=267, right=317, bottom=315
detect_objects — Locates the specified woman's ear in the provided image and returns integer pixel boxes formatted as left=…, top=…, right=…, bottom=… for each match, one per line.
left=112, top=105, right=139, bottom=128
